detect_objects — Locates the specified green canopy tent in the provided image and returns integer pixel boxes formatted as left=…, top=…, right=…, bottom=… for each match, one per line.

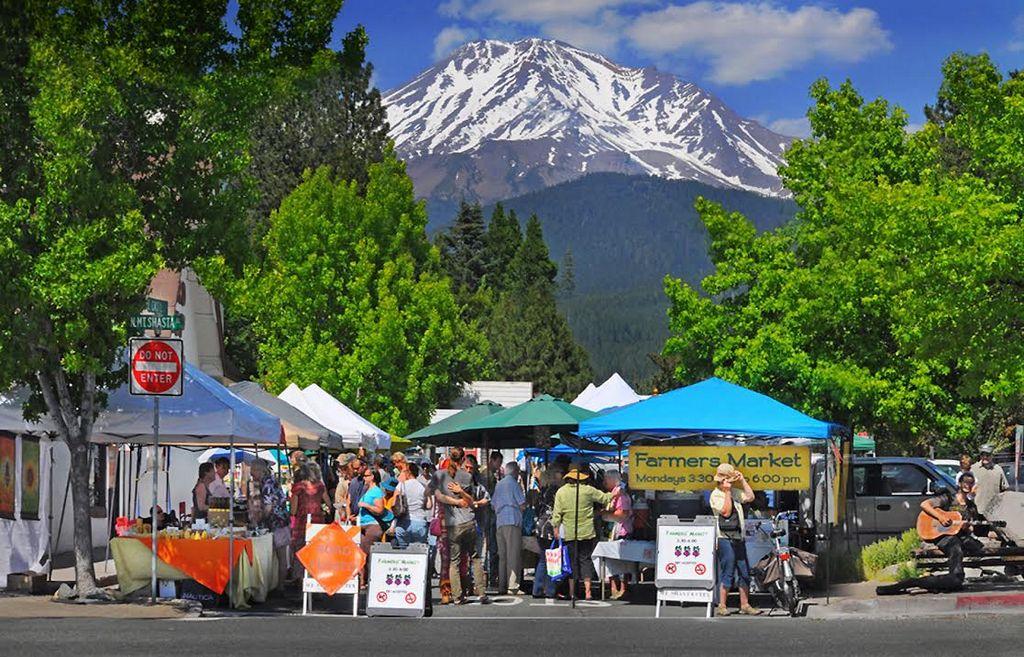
left=448, top=394, right=598, bottom=449
left=453, top=394, right=598, bottom=608
left=405, top=401, right=505, bottom=445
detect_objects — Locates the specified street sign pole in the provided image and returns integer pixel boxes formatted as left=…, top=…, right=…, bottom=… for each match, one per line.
left=1015, top=425, right=1022, bottom=493
left=151, top=396, right=159, bottom=603
left=128, top=334, right=182, bottom=604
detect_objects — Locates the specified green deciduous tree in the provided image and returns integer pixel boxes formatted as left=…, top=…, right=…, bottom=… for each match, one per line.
left=238, top=158, right=488, bottom=434
left=663, top=61, right=1024, bottom=454
left=0, top=0, right=347, bottom=594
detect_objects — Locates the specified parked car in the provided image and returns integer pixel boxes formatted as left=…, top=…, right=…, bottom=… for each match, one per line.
left=847, top=457, right=957, bottom=545
left=930, top=459, right=961, bottom=482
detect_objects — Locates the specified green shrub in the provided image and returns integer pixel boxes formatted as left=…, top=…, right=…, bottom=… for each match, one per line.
left=861, top=529, right=921, bottom=580
left=895, top=562, right=922, bottom=581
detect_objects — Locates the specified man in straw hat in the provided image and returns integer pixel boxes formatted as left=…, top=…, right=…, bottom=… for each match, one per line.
left=552, top=463, right=624, bottom=601
left=709, top=463, right=760, bottom=616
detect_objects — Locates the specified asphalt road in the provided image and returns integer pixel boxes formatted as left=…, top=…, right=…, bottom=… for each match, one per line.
left=2, top=615, right=1021, bottom=656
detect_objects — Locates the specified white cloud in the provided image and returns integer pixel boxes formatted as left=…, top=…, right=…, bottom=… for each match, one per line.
left=767, top=116, right=811, bottom=138
left=625, top=2, right=892, bottom=85
left=542, top=11, right=627, bottom=53
left=442, top=0, right=650, bottom=22
left=1008, top=13, right=1024, bottom=52
left=433, top=25, right=480, bottom=60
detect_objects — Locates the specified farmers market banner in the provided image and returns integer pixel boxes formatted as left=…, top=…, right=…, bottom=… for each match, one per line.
left=629, top=445, right=812, bottom=491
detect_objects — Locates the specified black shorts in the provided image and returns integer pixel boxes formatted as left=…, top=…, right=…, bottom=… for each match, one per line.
left=567, top=538, right=598, bottom=581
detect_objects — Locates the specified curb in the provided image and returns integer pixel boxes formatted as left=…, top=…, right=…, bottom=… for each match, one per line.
left=956, top=593, right=1024, bottom=609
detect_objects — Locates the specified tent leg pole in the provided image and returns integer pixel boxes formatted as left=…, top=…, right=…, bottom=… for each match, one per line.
left=825, top=444, right=833, bottom=606
left=572, top=476, right=580, bottom=610
left=47, top=442, right=55, bottom=581
left=151, top=397, right=160, bottom=604
left=229, top=437, right=236, bottom=609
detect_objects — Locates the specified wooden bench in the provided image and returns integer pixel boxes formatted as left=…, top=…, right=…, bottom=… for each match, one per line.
left=912, top=545, right=1024, bottom=572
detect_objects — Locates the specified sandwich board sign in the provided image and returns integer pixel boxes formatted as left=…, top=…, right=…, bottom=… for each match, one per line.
left=300, top=522, right=361, bottom=616
left=655, top=516, right=717, bottom=618
left=365, top=542, right=430, bottom=618
left=129, top=337, right=184, bottom=396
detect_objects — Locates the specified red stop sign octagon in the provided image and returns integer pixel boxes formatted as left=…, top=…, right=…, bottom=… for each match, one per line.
left=130, top=338, right=183, bottom=395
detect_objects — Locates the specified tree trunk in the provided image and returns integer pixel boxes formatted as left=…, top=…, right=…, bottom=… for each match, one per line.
left=37, top=366, right=99, bottom=595
left=66, top=432, right=98, bottom=594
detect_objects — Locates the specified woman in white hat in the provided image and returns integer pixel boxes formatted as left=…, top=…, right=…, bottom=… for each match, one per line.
left=709, top=463, right=760, bottom=616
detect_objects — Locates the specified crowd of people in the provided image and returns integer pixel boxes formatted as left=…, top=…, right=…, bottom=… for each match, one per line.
left=188, top=447, right=644, bottom=603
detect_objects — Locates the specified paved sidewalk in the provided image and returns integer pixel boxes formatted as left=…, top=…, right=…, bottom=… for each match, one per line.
left=0, top=594, right=191, bottom=620
left=806, top=580, right=1024, bottom=619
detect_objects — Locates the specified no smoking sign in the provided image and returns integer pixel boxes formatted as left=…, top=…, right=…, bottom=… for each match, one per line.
left=129, top=337, right=184, bottom=396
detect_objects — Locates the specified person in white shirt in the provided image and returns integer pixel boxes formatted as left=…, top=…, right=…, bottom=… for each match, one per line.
left=394, top=463, right=429, bottom=547
left=207, top=457, right=231, bottom=498
left=970, top=444, right=1009, bottom=514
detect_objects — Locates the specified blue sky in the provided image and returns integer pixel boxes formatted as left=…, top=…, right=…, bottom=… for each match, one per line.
left=324, top=1, right=1024, bottom=137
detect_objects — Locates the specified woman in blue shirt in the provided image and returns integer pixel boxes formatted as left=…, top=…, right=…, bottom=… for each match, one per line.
left=357, top=470, right=393, bottom=582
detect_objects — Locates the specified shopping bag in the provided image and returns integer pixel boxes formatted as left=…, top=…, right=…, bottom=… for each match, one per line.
left=545, top=539, right=564, bottom=578
left=557, top=541, right=573, bottom=582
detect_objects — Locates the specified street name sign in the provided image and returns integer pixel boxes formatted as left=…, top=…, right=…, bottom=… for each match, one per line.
left=129, top=314, right=185, bottom=332
left=129, top=337, right=184, bottom=396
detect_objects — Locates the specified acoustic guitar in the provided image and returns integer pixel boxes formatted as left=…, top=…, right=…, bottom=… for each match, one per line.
left=916, top=509, right=984, bottom=541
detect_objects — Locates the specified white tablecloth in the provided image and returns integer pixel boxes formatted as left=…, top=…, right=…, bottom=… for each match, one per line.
left=591, top=540, right=656, bottom=579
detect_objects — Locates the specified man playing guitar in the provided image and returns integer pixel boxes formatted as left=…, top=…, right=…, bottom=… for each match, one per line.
left=918, top=471, right=985, bottom=587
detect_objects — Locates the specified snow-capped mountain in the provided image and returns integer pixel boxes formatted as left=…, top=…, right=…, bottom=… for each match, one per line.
left=385, top=38, right=792, bottom=206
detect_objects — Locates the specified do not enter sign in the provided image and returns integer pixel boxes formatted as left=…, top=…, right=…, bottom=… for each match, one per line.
left=129, top=337, right=184, bottom=396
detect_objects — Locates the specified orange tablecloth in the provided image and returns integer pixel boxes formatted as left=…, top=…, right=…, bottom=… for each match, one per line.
left=134, top=536, right=254, bottom=594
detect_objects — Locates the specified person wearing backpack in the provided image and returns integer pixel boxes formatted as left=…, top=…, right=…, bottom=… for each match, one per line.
left=394, top=463, right=429, bottom=547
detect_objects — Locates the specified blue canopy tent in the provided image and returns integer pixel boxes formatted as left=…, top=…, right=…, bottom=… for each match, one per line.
left=578, top=377, right=847, bottom=604
left=518, top=443, right=618, bottom=463
left=578, top=377, right=844, bottom=442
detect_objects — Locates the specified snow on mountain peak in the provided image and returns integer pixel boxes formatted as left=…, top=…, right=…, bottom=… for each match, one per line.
left=384, top=38, right=792, bottom=202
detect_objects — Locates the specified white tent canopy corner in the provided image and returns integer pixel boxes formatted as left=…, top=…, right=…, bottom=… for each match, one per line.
left=277, top=383, right=390, bottom=451
left=573, top=372, right=646, bottom=412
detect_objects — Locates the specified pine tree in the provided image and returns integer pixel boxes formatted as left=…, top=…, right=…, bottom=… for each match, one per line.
left=486, top=285, right=593, bottom=399
left=438, top=201, right=488, bottom=296
left=484, top=203, right=522, bottom=291
left=560, top=247, right=576, bottom=297
left=484, top=214, right=591, bottom=396
left=509, top=214, right=558, bottom=292
left=247, top=25, right=390, bottom=246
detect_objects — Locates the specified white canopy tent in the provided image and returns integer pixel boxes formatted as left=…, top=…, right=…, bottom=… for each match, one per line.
left=278, top=383, right=390, bottom=451
left=572, top=373, right=647, bottom=412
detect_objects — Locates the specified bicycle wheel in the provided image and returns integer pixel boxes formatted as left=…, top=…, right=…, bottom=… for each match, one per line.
left=787, top=580, right=801, bottom=617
